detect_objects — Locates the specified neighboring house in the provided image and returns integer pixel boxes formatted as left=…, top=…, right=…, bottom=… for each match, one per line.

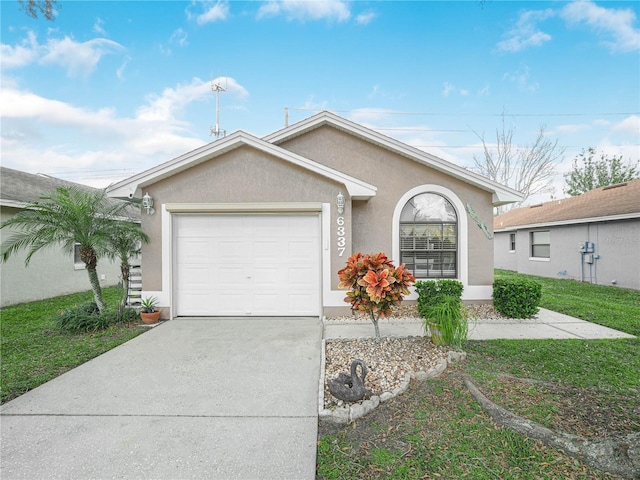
left=106, top=111, right=522, bottom=318
left=0, top=167, right=126, bottom=307
left=494, top=179, right=640, bottom=290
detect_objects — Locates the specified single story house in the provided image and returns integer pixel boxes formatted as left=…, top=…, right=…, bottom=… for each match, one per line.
left=106, top=111, right=522, bottom=318
left=0, top=167, right=126, bottom=307
left=494, top=179, right=640, bottom=290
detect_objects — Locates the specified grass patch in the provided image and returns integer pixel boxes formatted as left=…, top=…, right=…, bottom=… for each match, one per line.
left=1, top=288, right=145, bottom=404
left=318, top=270, right=639, bottom=479
left=495, top=269, right=640, bottom=336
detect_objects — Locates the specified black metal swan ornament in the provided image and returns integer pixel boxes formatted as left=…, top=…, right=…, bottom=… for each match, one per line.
left=328, top=359, right=368, bottom=402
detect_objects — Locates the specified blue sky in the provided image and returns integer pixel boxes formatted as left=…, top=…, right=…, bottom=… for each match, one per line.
left=1, top=0, right=639, bottom=203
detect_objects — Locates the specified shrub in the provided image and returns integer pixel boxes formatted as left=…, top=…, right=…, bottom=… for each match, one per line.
left=493, top=278, right=542, bottom=318
left=338, top=252, right=415, bottom=342
left=56, top=303, right=139, bottom=333
left=415, top=279, right=464, bottom=317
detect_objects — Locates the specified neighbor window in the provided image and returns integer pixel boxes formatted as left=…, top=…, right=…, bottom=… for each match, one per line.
left=530, top=230, right=550, bottom=258
left=73, top=243, right=85, bottom=269
left=400, top=193, right=457, bottom=279
left=509, top=233, right=516, bottom=252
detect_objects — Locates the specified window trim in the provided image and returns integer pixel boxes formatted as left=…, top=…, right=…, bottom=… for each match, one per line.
left=392, top=184, right=468, bottom=288
left=530, top=230, right=550, bottom=259
left=399, top=192, right=458, bottom=280
left=509, top=232, right=516, bottom=252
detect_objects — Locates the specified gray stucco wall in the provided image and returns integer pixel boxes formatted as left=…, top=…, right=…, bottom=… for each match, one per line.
left=494, top=218, right=640, bottom=290
left=1, top=207, right=121, bottom=307
left=277, top=126, right=496, bottom=286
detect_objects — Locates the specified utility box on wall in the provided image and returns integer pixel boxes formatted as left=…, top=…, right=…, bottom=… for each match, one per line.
left=579, top=241, right=595, bottom=253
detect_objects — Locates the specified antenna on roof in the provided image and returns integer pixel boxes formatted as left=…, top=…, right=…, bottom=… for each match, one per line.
left=210, top=75, right=227, bottom=138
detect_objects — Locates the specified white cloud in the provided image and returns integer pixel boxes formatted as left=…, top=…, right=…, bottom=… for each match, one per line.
left=0, top=76, right=250, bottom=184
left=170, top=28, right=189, bottom=47
left=355, top=11, right=376, bottom=25
left=503, top=65, right=539, bottom=92
left=1, top=31, right=124, bottom=78
left=441, top=82, right=469, bottom=97
left=93, top=17, right=106, bottom=35
left=611, top=115, right=640, bottom=135
left=190, top=1, right=230, bottom=25
left=40, top=37, right=124, bottom=78
left=560, top=0, right=640, bottom=52
left=257, top=0, right=351, bottom=22
left=0, top=31, right=40, bottom=69
left=497, top=8, right=554, bottom=52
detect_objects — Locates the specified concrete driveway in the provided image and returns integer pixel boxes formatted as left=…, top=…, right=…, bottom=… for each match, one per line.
left=0, top=317, right=323, bottom=480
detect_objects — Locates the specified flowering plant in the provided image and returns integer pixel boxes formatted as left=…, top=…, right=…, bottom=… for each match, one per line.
left=338, top=252, right=415, bottom=342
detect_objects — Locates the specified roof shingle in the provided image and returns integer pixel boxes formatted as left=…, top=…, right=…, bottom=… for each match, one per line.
left=494, top=179, right=640, bottom=230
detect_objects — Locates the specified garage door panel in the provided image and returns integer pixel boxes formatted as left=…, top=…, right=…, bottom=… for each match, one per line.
left=175, top=214, right=319, bottom=316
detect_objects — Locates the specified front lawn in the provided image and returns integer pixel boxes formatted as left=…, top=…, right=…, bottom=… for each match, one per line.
left=1, top=288, right=146, bottom=404
left=318, top=271, right=640, bottom=479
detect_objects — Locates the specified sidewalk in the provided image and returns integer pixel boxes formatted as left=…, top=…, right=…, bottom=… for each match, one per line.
left=323, top=308, right=636, bottom=340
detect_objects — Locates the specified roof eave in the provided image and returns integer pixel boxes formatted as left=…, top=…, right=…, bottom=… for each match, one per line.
left=266, top=111, right=523, bottom=206
left=106, top=130, right=377, bottom=201
left=495, top=211, right=640, bottom=232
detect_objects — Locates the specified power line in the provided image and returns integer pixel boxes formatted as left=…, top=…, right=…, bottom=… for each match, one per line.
left=295, top=107, right=639, bottom=117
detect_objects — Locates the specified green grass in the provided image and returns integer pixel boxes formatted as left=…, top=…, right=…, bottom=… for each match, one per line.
left=495, top=269, right=640, bottom=336
left=318, top=270, right=640, bottom=479
left=1, top=288, right=145, bottom=404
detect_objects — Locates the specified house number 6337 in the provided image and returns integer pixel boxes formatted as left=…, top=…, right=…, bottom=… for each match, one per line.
left=336, top=216, right=346, bottom=256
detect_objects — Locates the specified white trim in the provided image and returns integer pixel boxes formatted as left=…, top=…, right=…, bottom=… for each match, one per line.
left=529, top=257, right=551, bottom=262
left=165, top=202, right=323, bottom=213
left=391, top=185, right=469, bottom=288
left=495, top=211, right=640, bottom=232
left=106, top=131, right=377, bottom=201
left=264, top=111, right=523, bottom=207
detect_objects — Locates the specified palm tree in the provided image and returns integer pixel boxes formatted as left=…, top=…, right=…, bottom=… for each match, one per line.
left=1, top=186, right=134, bottom=312
left=104, top=221, right=149, bottom=313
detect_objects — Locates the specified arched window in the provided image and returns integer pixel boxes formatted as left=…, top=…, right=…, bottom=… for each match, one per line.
left=400, top=193, right=457, bottom=279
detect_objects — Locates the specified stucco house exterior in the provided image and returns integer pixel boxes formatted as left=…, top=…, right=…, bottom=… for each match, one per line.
left=494, top=179, right=640, bottom=290
left=0, top=167, right=124, bottom=307
left=106, top=111, right=522, bottom=318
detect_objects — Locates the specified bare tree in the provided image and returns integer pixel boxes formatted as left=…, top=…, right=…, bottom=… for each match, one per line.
left=473, top=115, right=564, bottom=212
left=18, top=0, right=59, bottom=20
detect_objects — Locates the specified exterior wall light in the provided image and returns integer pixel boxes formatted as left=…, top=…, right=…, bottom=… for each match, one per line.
left=141, top=192, right=155, bottom=215
left=336, top=191, right=345, bottom=215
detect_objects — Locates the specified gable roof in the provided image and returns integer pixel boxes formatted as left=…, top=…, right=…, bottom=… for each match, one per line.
left=106, top=129, right=377, bottom=201
left=264, top=111, right=524, bottom=207
left=0, top=166, right=140, bottom=219
left=494, top=179, right=640, bottom=231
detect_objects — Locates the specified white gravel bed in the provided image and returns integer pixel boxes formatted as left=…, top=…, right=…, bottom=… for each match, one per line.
left=323, top=336, right=451, bottom=410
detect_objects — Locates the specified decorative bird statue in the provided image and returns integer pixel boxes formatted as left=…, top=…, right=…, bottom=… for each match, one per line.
left=328, top=359, right=368, bottom=402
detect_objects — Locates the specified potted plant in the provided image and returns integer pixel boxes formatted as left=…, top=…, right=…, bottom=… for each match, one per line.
left=139, top=296, right=161, bottom=324
left=422, top=296, right=468, bottom=349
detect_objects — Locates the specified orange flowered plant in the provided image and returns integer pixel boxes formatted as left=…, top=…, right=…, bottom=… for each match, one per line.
left=338, top=252, right=415, bottom=342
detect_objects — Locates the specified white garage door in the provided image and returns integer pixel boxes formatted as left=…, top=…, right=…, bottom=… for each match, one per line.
left=174, top=214, right=320, bottom=316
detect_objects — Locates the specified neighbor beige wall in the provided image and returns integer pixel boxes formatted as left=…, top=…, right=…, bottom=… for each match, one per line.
left=276, top=126, right=496, bottom=286
left=140, top=145, right=346, bottom=291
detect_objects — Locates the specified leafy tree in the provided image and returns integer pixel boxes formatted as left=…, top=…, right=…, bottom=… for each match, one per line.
left=564, top=148, right=639, bottom=196
left=338, top=252, right=415, bottom=342
left=1, top=186, right=133, bottom=312
left=18, top=0, right=59, bottom=20
left=104, top=221, right=149, bottom=316
left=473, top=116, right=564, bottom=212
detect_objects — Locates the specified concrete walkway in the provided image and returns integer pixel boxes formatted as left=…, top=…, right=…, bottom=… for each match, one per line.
left=0, top=318, right=323, bottom=480
left=323, top=308, right=636, bottom=340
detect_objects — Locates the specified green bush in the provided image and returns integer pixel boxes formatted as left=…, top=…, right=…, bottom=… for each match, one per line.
left=415, top=279, right=464, bottom=317
left=493, top=278, right=542, bottom=318
left=56, top=303, right=139, bottom=333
